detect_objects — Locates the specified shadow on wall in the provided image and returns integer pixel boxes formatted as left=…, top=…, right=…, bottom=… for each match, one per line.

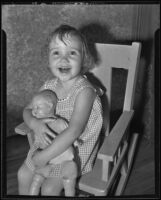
left=132, top=38, right=154, bottom=140
left=79, top=23, right=116, bottom=65
left=79, top=22, right=115, bottom=43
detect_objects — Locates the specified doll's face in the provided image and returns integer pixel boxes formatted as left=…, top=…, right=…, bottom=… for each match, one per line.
left=32, top=95, right=56, bottom=118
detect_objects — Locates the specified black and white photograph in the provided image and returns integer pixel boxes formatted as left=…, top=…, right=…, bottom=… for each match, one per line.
left=1, top=2, right=160, bottom=198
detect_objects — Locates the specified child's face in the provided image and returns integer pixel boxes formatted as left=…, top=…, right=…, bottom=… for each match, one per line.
left=49, top=35, right=83, bottom=82
left=32, top=96, right=55, bottom=118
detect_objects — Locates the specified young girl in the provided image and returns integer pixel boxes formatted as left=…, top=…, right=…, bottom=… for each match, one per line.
left=17, top=24, right=103, bottom=196
left=28, top=89, right=77, bottom=196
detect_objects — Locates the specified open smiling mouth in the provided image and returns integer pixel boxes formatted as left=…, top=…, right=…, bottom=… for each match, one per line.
left=58, top=67, right=71, bottom=73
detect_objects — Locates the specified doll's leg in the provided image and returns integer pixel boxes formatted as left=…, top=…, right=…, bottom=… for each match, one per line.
left=29, top=174, right=44, bottom=195
left=61, top=161, right=77, bottom=196
left=17, top=162, right=34, bottom=195
left=41, top=176, right=64, bottom=196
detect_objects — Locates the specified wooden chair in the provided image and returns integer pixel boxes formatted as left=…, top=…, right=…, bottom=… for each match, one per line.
left=15, top=42, right=142, bottom=196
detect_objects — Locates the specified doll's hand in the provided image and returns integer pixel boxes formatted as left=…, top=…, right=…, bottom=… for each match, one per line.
left=31, top=118, right=56, bottom=146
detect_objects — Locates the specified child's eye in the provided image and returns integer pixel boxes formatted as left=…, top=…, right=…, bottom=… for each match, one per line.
left=70, top=51, right=77, bottom=56
left=53, top=51, right=59, bottom=56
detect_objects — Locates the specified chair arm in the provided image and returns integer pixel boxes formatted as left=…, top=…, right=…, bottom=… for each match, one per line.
left=98, top=110, right=134, bottom=162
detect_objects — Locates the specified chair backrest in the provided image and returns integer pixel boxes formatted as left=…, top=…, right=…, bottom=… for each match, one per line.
left=87, top=42, right=141, bottom=135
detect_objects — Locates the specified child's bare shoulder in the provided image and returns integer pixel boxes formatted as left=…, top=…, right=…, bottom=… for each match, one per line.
left=76, top=87, right=96, bottom=107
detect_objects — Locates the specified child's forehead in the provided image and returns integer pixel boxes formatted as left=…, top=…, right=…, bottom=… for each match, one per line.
left=49, top=34, right=82, bottom=48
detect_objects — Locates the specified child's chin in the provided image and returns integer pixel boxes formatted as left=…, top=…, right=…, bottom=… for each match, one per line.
left=58, top=76, right=70, bottom=82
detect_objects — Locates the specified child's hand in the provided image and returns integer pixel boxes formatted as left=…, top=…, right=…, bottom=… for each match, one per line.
left=32, top=151, right=47, bottom=167
left=32, top=118, right=56, bottom=146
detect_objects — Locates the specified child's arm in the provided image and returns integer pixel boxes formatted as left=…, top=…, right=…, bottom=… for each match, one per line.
left=32, top=87, right=96, bottom=167
left=23, top=107, right=56, bottom=146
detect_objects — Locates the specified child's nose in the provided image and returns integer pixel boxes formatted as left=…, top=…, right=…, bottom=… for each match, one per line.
left=61, top=54, right=69, bottom=63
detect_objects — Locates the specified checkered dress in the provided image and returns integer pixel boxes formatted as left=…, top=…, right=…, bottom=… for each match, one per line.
left=25, top=75, right=103, bottom=177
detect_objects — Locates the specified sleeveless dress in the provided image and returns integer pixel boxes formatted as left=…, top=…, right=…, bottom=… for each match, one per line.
left=25, top=75, right=103, bottom=177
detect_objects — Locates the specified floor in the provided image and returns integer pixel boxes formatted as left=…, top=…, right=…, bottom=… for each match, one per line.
left=4, top=132, right=156, bottom=197
left=123, top=137, right=155, bottom=196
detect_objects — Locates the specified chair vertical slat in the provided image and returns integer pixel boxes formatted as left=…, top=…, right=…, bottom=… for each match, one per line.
left=123, top=43, right=142, bottom=111
left=102, top=159, right=110, bottom=182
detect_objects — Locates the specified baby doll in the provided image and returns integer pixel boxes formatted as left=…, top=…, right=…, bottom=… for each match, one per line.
left=29, top=89, right=77, bottom=196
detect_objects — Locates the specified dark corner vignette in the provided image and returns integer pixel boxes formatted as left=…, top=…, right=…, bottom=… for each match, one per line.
left=1, top=29, right=7, bottom=198
left=154, top=28, right=160, bottom=198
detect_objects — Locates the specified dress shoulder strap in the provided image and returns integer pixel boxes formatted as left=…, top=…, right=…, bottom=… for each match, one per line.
left=71, top=76, right=96, bottom=98
left=39, top=78, right=58, bottom=91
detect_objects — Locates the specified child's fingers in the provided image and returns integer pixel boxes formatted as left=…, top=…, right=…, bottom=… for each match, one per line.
left=45, top=129, right=57, bottom=139
left=44, top=135, right=52, bottom=144
left=40, top=134, right=50, bottom=146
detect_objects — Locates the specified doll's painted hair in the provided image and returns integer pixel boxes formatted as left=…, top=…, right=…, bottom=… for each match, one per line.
left=35, top=89, right=57, bottom=106
left=47, top=24, right=94, bottom=73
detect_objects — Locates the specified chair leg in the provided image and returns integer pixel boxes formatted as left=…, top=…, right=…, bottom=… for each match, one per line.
left=115, top=133, right=139, bottom=195
left=115, top=161, right=127, bottom=195
left=75, top=188, right=93, bottom=197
